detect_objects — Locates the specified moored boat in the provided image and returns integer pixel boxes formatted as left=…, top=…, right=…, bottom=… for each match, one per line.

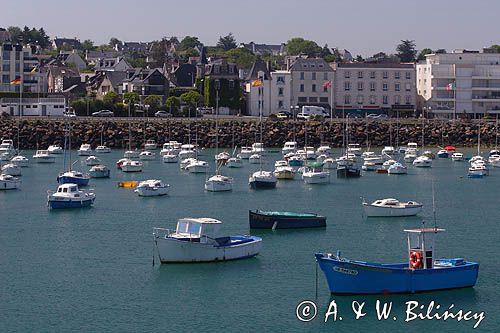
left=85, top=155, right=101, bottom=166
left=139, top=151, right=156, bottom=160
left=249, top=210, right=326, bottom=229
left=121, top=159, right=143, bottom=172
left=204, top=174, right=233, bottom=192
left=10, top=155, right=29, bottom=167
left=135, top=179, right=169, bottom=196
left=302, top=163, right=329, bottom=184
left=0, top=174, right=20, bottom=190
left=32, top=150, right=55, bottom=163
left=95, top=145, right=111, bottom=153
left=153, top=217, right=262, bottom=263
left=1, top=163, right=21, bottom=176
left=47, top=144, right=63, bottom=154
left=451, top=152, right=464, bottom=161
left=77, top=144, right=92, bottom=156
left=47, top=183, right=95, bottom=209
left=57, top=170, right=90, bottom=186
left=315, top=228, right=479, bottom=294
left=249, top=170, right=277, bottom=189
left=89, top=164, right=110, bottom=178
left=362, top=198, right=422, bottom=217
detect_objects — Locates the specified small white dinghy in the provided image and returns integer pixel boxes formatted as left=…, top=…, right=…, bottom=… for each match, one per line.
left=362, top=198, right=422, bottom=217
left=153, top=217, right=262, bottom=263
left=135, top=179, right=169, bottom=196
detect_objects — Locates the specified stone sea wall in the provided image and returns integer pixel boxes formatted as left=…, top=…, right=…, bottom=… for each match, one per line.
left=0, top=118, right=498, bottom=150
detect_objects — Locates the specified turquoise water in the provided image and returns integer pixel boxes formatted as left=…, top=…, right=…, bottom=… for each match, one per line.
left=0, top=148, right=498, bottom=332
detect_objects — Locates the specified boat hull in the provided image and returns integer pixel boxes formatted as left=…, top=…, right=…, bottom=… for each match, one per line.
left=48, top=197, right=94, bottom=209
left=315, top=254, right=479, bottom=295
left=89, top=170, right=110, bottom=178
left=249, top=211, right=326, bottom=229
left=249, top=179, right=277, bottom=189
left=303, top=173, right=329, bottom=184
left=57, top=175, right=90, bottom=186
left=135, top=187, right=169, bottom=196
left=363, top=204, right=422, bottom=217
left=337, top=166, right=361, bottom=178
left=155, top=236, right=262, bottom=263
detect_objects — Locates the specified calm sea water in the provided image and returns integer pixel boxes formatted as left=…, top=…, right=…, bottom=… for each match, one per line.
left=0, top=147, right=498, bottom=332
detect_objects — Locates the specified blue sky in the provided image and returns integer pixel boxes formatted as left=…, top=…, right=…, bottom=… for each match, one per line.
left=2, top=0, right=498, bottom=56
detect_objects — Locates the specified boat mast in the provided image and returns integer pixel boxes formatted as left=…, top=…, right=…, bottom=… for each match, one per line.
left=477, top=121, right=481, bottom=156
left=421, top=115, right=425, bottom=150
left=215, top=86, right=219, bottom=175
left=496, top=114, right=498, bottom=150
left=128, top=102, right=132, bottom=151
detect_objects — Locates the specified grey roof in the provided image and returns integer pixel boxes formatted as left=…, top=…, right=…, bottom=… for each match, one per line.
left=48, top=65, right=79, bottom=77
left=289, top=58, right=333, bottom=72
left=246, top=57, right=270, bottom=80
left=104, top=71, right=127, bottom=88
left=53, top=38, right=82, bottom=50
left=239, top=42, right=286, bottom=55
left=86, top=50, right=122, bottom=60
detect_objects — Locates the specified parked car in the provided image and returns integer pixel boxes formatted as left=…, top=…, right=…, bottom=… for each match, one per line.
left=366, top=114, right=389, bottom=119
left=155, top=111, right=173, bottom=118
left=196, top=107, right=214, bottom=115
left=276, top=112, right=290, bottom=119
left=63, top=110, right=76, bottom=118
left=92, top=110, right=114, bottom=117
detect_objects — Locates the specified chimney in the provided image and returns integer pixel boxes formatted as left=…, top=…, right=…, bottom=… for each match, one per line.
left=286, top=57, right=291, bottom=71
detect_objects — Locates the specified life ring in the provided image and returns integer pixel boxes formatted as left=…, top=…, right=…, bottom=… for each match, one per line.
left=409, top=251, right=422, bottom=269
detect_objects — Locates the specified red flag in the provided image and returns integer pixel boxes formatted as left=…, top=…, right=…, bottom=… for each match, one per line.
left=322, top=80, right=332, bottom=89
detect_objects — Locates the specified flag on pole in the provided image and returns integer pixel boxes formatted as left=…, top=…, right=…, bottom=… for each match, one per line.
left=251, top=79, right=263, bottom=87
left=446, top=82, right=455, bottom=91
left=10, top=77, right=21, bottom=85
left=323, top=80, right=332, bottom=89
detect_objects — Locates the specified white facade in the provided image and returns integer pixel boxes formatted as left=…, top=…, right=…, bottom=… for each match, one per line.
left=334, top=63, right=416, bottom=115
left=0, top=98, right=66, bottom=116
left=289, top=58, right=334, bottom=111
left=0, top=44, right=41, bottom=93
left=417, top=50, right=500, bottom=118
left=246, top=69, right=272, bottom=116
left=270, top=70, right=292, bottom=114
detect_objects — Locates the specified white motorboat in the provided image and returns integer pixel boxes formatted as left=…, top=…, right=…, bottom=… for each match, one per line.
left=387, top=162, right=408, bottom=174
left=249, top=170, right=277, bottom=189
left=124, top=150, right=140, bottom=158
left=153, top=218, right=262, bottom=263
left=1, top=163, right=21, bottom=176
left=336, top=154, right=357, bottom=167
left=404, top=149, right=418, bottom=162
left=423, top=150, right=436, bottom=159
left=316, top=145, right=332, bottom=156
left=180, top=158, right=197, bottom=170
left=205, top=174, right=233, bottom=192
left=413, top=156, right=432, bottom=167
left=226, top=156, right=243, bottom=168
left=381, top=146, right=395, bottom=156
left=162, top=153, right=179, bottom=163
left=85, top=155, right=101, bottom=166
left=116, top=158, right=128, bottom=169
left=215, top=151, right=230, bottom=165
left=316, top=154, right=329, bottom=164
left=362, top=161, right=378, bottom=171
left=362, top=198, right=422, bottom=217
left=47, top=145, right=63, bottom=154
left=121, top=159, right=143, bottom=172
left=489, top=155, right=500, bottom=168
left=298, top=147, right=317, bottom=160
left=186, top=160, right=209, bottom=173
left=88, top=164, right=110, bottom=178
left=95, top=145, right=111, bottom=153
left=0, top=174, right=20, bottom=190
left=135, top=179, right=169, bottom=196
left=302, top=163, right=329, bottom=184
left=160, top=141, right=182, bottom=156
left=144, top=140, right=157, bottom=150
left=178, top=149, right=196, bottom=160
left=249, top=154, right=261, bottom=164
left=275, top=160, right=288, bottom=168
left=237, top=146, right=253, bottom=159
left=347, top=143, right=362, bottom=156
left=77, top=144, right=92, bottom=156
left=251, top=142, right=265, bottom=155
left=363, top=152, right=384, bottom=165
left=0, top=139, right=16, bottom=160
left=451, top=152, right=464, bottom=161
left=407, top=142, right=419, bottom=152
left=282, top=141, right=298, bottom=155
left=468, top=163, right=488, bottom=177
left=382, top=159, right=397, bottom=169
left=47, top=183, right=95, bottom=209
left=273, top=165, right=295, bottom=180
left=469, top=155, right=485, bottom=164
left=139, top=151, right=156, bottom=160
left=33, top=150, right=55, bottom=163
left=11, top=155, right=29, bottom=167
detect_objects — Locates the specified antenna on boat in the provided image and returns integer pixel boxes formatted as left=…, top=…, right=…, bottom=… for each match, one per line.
left=315, top=259, right=318, bottom=300
left=432, top=181, right=437, bottom=232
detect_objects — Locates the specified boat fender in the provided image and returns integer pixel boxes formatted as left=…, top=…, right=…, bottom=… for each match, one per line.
left=409, top=251, right=422, bottom=269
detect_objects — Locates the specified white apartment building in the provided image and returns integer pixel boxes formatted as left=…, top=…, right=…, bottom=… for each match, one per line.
left=246, top=58, right=272, bottom=116
left=417, top=50, right=500, bottom=118
left=289, top=58, right=334, bottom=113
left=334, top=63, right=416, bottom=116
left=0, top=43, right=40, bottom=93
left=0, top=97, right=66, bottom=116
left=270, top=70, right=292, bottom=114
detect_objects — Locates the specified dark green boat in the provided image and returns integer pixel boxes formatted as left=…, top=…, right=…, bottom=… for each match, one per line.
left=249, top=210, right=327, bottom=229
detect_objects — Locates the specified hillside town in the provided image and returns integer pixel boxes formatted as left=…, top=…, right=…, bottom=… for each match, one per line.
left=1, top=26, right=499, bottom=120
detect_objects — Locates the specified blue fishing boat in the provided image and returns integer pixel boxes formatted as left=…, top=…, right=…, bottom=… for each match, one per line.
left=249, top=210, right=326, bottom=229
left=57, top=170, right=90, bottom=186
left=316, top=228, right=479, bottom=294
left=47, top=183, right=95, bottom=209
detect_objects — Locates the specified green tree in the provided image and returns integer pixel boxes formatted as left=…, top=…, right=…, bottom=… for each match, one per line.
left=396, top=39, right=417, bottom=62
left=7, top=26, right=22, bottom=42
left=180, top=91, right=202, bottom=108
left=165, top=96, right=181, bottom=115
left=206, top=47, right=226, bottom=57
left=179, top=36, right=202, bottom=50
left=225, top=48, right=256, bottom=69
left=435, top=49, right=447, bottom=54
left=102, top=91, right=119, bottom=107
left=217, top=33, right=237, bottom=51
left=286, top=37, right=321, bottom=57
left=144, top=95, right=162, bottom=113
left=123, top=92, right=139, bottom=105
left=109, top=37, right=122, bottom=48
left=184, top=48, right=200, bottom=57
left=82, top=39, right=95, bottom=51
left=417, top=48, right=433, bottom=61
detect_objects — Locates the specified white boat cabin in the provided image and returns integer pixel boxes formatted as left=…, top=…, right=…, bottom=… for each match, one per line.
left=170, top=218, right=221, bottom=241
left=404, top=228, right=445, bottom=270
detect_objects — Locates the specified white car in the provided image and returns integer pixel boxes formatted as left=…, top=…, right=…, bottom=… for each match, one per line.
left=155, top=111, right=172, bottom=118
